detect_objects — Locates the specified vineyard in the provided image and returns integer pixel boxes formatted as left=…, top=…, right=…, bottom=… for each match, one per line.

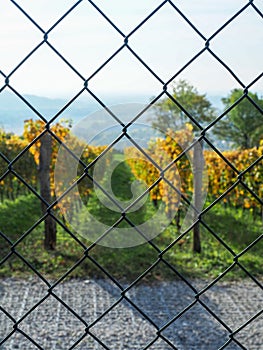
left=1, top=121, right=262, bottom=215
left=0, top=120, right=107, bottom=206
left=125, top=125, right=263, bottom=217
left=0, top=120, right=262, bottom=279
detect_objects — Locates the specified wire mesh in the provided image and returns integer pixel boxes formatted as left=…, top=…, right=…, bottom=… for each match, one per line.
left=0, top=0, right=262, bottom=349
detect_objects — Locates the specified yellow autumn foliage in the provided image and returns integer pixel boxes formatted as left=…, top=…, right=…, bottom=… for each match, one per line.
left=126, top=126, right=263, bottom=212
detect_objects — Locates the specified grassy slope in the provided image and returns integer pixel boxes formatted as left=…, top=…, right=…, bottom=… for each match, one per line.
left=0, top=157, right=262, bottom=282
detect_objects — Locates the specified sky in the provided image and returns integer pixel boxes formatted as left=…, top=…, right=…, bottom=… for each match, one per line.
left=0, top=0, right=262, bottom=102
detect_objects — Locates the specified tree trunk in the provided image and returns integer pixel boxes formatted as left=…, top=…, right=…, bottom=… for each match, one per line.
left=39, top=133, right=56, bottom=250
left=193, top=141, right=204, bottom=253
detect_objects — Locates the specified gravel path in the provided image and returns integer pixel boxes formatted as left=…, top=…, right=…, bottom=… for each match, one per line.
left=0, top=277, right=262, bottom=350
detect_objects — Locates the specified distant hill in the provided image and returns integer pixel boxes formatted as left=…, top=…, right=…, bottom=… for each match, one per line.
left=0, top=91, right=224, bottom=135
left=0, top=91, right=98, bottom=135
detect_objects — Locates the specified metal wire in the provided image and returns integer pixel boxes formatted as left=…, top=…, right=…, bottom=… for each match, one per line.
left=0, top=0, right=262, bottom=349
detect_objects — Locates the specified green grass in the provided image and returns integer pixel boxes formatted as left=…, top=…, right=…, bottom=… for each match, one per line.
left=0, top=157, right=262, bottom=282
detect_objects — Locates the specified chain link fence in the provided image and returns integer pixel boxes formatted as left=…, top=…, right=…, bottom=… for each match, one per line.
left=0, top=0, right=262, bottom=349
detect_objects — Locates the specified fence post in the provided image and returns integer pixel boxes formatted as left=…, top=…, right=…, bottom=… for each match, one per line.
left=193, top=141, right=204, bottom=253
left=39, top=133, right=57, bottom=250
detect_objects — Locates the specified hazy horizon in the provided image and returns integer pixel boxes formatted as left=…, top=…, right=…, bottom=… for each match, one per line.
left=0, top=89, right=226, bottom=135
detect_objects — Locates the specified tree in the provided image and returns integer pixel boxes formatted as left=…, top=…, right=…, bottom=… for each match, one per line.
left=151, top=80, right=216, bottom=253
left=152, top=79, right=215, bottom=132
left=213, top=89, right=263, bottom=149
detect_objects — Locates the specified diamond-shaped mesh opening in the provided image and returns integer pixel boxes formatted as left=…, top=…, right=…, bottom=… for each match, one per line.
left=10, top=44, right=83, bottom=103
left=200, top=274, right=263, bottom=331
left=162, top=301, right=248, bottom=349
left=50, top=279, right=122, bottom=325
left=90, top=298, right=157, bottom=349
left=211, top=5, right=263, bottom=84
left=160, top=225, right=235, bottom=283
left=50, top=90, right=102, bottom=129
left=166, top=50, right=241, bottom=101
left=0, top=1, right=262, bottom=349
left=129, top=2, right=203, bottom=82
left=50, top=1, right=122, bottom=78
left=7, top=293, right=86, bottom=349
left=125, top=279, right=196, bottom=329
left=88, top=47, right=162, bottom=103
left=161, top=302, right=235, bottom=349
left=13, top=225, right=86, bottom=282
left=0, top=278, right=48, bottom=324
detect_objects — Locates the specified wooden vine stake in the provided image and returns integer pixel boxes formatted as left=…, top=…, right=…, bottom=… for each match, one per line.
left=39, top=132, right=57, bottom=250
